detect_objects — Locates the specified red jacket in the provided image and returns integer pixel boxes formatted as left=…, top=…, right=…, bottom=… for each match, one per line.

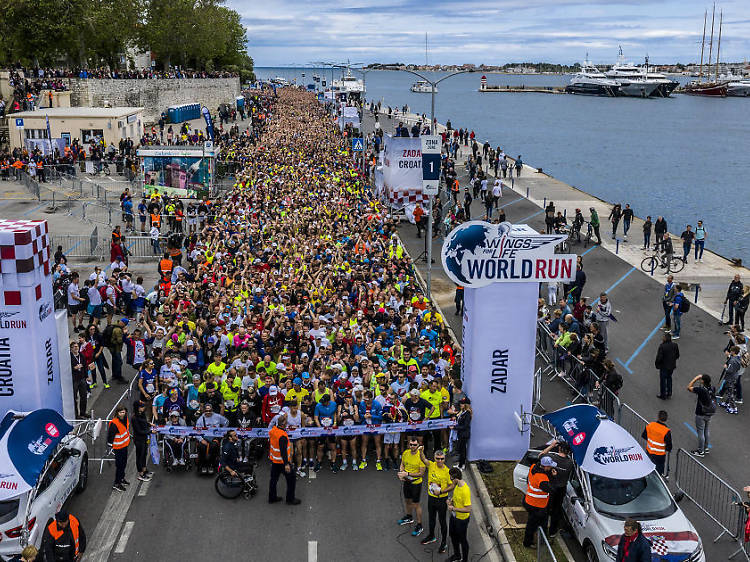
left=262, top=393, right=284, bottom=423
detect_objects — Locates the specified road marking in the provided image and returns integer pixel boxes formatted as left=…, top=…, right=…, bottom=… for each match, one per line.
left=516, top=209, right=544, bottom=223
left=138, top=478, right=151, bottom=496
left=308, top=540, right=318, bottom=562
left=21, top=202, right=48, bottom=217
left=619, top=317, right=667, bottom=371
left=592, top=266, right=637, bottom=305
left=682, top=422, right=712, bottom=449
left=63, top=240, right=83, bottom=256
left=499, top=197, right=525, bottom=209
left=114, top=521, right=134, bottom=554
left=581, top=245, right=598, bottom=256
left=615, top=358, right=633, bottom=374
left=308, top=468, right=316, bottom=479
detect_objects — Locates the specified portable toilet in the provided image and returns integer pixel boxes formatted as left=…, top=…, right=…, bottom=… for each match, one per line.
left=236, top=96, right=245, bottom=110
left=168, top=106, right=178, bottom=123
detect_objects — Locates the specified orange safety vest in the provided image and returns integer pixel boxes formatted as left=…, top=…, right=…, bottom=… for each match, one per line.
left=47, top=515, right=82, bottom=558
left=645, top=421, right=669, bottom=456
left=451, top=179, right=459, bottom=192
left=159, top=258, right=173, bottom=276
left=525, top=464, right=550, bottom=508
left=151, top=213, right=161, bottom=227
left=268, top=425, right=292, bottom=464
left=168, top=247, right=182, bottom=258
left=36, top=160, right=43, bottom=170
left=110, top=417, right=130, bottom=449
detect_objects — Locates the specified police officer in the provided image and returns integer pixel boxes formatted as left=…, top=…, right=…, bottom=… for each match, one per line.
left=523, top=455, right=556, bottom=548
left=540, top=440, right=573, bottom=538
left=41, top=510, right=86, bottom=562
left=642, top=410, right=672, bottom=476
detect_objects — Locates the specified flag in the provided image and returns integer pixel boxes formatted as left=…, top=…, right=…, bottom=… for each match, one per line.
left=45, top=115, right=53, bottom=155
left=149, top=435, right=160, bottom=464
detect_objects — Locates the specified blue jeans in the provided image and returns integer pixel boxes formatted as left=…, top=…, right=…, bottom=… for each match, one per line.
left=695, top=415, right=711, bottom=452
left=672, top=311, right=681, bottom=336
left=683, top=243, right=691, bottom=260
left=643, top=232, right=651, bottom=249
left=694, top=240, right=705, bottom=259
left=623, top=219, right=631, bottom=235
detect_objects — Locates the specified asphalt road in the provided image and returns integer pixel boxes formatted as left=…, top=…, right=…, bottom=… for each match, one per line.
left=365, top=109, right=747, bottom=560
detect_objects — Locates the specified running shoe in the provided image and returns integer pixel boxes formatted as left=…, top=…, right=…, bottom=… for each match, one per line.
left=358, top=460, right=368, bottom=470
left=690, top=450, right=704, bottom=457
left=137, top=473, right=152, bottom=482
left=90, top=383, right=97, bottom=388
left=411, top=524, right=424, bottom=537
left=376, top=460, right=383, bottom=471
left=331, top=463, right=338, bottom=473
left=352, top=462, right=359, bottom=471
left=104, top=383, right=111, bottom=389
left=112, top=483, right=127, bottom=492
left=438, top=543, right=448, bottom=554
left=340, top=460, right=348, bottom=471
left=420, top=536, right=437, bottom=545
left=398, top=515, right=414, bottom=526
left=121, top=479, right=131, bottom=486
left=314, top=461, right=321, bottom=472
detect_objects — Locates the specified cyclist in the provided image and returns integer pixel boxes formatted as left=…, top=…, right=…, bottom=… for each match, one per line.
left=659, top=234, right=674, bottom=269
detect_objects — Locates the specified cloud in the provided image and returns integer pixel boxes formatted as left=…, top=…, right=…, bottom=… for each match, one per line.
left=228, top=0, right=750, bottom=65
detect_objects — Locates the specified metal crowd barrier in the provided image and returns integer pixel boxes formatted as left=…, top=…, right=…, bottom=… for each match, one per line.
left=618, top=403, right=648, bottom=449
left=537, top=529, right=558, bottom=562
left=674, top=448, right=746, bottom=546
left=50, top=232, right=105, bottom=260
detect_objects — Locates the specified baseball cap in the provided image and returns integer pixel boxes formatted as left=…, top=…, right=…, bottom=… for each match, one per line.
left=269, top=385, right=279, bottom=396
left=301, top=372, right=311, bottom=379
left=409, top=389, right=420, bottom=396
left=293, top=377, right=302, bottom=385
left=186, top=340, right=194, bottom=346
left=540, top=456, right=558, bottom=468
left=120, top=318, right=129, bottom=326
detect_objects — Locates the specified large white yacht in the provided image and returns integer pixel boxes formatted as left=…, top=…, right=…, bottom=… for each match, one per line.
left=331, top=68, right=365, bottom=98
left=566, top=60, right=620, bottom=96
left=606, top=48, right=678, bottom=97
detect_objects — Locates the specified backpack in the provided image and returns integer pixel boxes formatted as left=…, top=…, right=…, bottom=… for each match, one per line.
left=101, top=324, right=115, bottom=348
left=702, top=387, right=717, bottom=416
left=679, top=296, right=690, bottom=313
left=740, top=351, right=750, bottom=369
left=98, top=285, right=108, bottom=302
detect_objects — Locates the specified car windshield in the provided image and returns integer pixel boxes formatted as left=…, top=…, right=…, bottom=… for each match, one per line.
left=588, top=471, right=676, bottom=519
left=0, top=499, right=20, bottom=525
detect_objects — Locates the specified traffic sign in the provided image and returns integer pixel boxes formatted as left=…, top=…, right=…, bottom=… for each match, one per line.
left=421, top=135, right=441, bottom=195
left=14, top=118, right=24, bottom=129
left=351, top=138, right=364, bottom=152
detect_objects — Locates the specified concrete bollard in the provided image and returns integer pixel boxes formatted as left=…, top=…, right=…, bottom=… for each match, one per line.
left=650, top=259, right=655, bottom=276
left=694, top=285, right=699, bottom=303
left=616, top=239, right=620, bottom=254
left=563, top=209, right=567, bottom=218
left=543, top=197, right=547, bottom=208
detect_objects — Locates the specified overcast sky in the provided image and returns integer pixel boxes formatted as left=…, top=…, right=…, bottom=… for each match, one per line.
left=228, top=0, right=750, bottom=67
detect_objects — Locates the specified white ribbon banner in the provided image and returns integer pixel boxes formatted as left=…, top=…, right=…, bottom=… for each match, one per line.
left=154, top=418, right=455, bottom=439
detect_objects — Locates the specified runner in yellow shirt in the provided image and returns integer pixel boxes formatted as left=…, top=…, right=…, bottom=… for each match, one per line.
left=417, top=446, right=454, bottom=552
left=448, top=467, right=472, bottom=561
left=397, top=437, right=426, bottom=537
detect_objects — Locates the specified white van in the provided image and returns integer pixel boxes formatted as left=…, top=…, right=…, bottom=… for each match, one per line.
left=513, top=406, right=704, bottom=562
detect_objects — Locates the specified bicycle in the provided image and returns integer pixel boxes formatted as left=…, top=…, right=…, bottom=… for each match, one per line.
left=640, top=249, right=685, bottom=274
left=583, top=222, right=594, bottom=248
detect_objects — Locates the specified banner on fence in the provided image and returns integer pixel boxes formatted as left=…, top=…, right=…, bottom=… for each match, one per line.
left=382, top=134, right=427, bottom=209
left=154, top=418, right=454, bottom=440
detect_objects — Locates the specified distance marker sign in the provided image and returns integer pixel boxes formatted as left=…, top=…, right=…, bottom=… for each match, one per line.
left=420, top=135, right=440, bottom=196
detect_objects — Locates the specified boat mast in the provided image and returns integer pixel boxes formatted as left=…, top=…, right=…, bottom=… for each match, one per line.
left=715, top=10, right=722, bottom=81
left=707, top=4, right=715, bottom=81
left=425, top=33, right=428, bottom=66
left=699, top=10, right=707, bottom=78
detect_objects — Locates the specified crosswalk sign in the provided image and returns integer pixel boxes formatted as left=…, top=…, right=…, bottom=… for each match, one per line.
left=351, top=138, right=364, bottom=151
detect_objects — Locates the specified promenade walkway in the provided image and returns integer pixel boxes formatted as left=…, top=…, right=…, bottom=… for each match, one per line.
left=364, top=108, right=749, bottom=560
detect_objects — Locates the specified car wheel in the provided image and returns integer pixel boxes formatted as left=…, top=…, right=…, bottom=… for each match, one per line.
left=584, top=542, right=599, bottom=562
left=75, top=454, right=89, bottom=493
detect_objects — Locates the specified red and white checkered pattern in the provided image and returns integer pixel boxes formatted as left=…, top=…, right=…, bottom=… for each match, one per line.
left=0, top=220, right=50, bottom=306
left=386, top=188, right=428, bottom=209
left=647, top=536, right=668, bottom=556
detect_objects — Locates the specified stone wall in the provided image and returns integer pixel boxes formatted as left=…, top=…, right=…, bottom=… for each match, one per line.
left=68, top=77, right=240, bottom=123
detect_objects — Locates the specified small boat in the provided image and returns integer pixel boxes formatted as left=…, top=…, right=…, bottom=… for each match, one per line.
left=410, top=80, right=435, bottom=93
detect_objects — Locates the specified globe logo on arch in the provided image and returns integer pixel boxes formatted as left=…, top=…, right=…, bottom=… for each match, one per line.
left=441, top=220, right=572, bottom=288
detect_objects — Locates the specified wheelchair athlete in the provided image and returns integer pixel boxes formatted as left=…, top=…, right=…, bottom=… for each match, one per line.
left=164, top=410, right=188, bottom=468
left=221, top=430, right=256, bottom=480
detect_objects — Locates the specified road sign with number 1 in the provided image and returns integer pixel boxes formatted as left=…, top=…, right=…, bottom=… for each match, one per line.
left=421, top=135, right=441, bottom=195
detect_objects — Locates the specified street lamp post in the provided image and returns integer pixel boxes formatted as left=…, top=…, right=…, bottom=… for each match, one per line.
left=376, top=66, right=476, bottom=295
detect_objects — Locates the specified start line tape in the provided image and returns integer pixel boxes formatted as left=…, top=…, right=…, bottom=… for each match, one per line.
left=154, top=418, right=455, bottom=439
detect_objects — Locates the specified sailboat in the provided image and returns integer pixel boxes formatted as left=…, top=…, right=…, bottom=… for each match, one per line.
left=684, top=6, right=728, bottom=97
left=411, top=34, right=436, bottom=93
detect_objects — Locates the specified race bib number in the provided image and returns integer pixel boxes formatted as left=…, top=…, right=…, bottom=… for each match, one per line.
left=343, top=419, right=354, bottom=427
left=429, top=483, right=442, bottom=496
left=270, top=405, right=280, bottom=414
left=409, top=411, right=421, bottom=421
left=146, top=383, right=155, bottom=394
left=189, top=399, right=199, bottom=410
left=321, top=417, right=333, bottom=428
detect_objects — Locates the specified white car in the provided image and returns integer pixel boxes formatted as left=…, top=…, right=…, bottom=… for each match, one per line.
left=0, top=435, right=88, bottom=561
left=514, top=448, right=705, bottom=561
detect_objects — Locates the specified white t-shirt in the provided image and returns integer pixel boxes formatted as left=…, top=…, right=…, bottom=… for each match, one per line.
left=67, top=282, right=80, bottom=306
left=492, top=180, right=502, bottom=198
left=87, top=285, right=102, bottom=306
